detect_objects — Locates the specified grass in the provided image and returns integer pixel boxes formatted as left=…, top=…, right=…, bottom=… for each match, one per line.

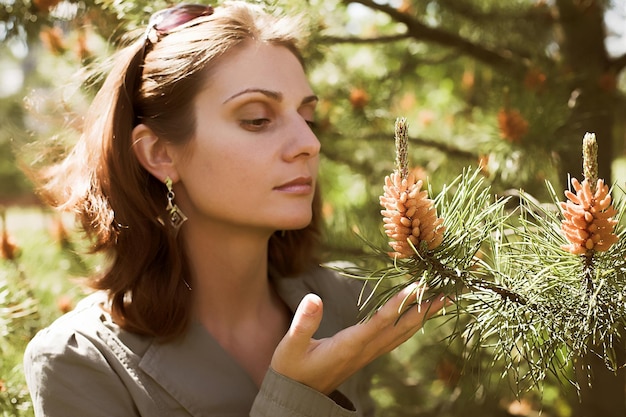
left=1, top=205, right=96, bottom=417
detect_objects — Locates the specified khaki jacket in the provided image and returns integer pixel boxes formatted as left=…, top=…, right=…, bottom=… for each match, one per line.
left=24, top=266, right=376, bottom=417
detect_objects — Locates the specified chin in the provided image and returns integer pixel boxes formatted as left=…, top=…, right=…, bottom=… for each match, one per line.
left=282, top=220, right=312, bottom=231
left=278, top=213, right=313, bottom=231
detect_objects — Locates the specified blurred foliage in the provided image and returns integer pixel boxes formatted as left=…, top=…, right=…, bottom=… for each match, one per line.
left=0, top=207, right=95, bottom=417
left=0, top=261, right=37, bottom=417
left=1, top=0, right=626, bottom=416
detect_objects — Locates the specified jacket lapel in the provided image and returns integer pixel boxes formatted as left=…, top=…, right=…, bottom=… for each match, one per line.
left=139, top=321, right=258, bottom=417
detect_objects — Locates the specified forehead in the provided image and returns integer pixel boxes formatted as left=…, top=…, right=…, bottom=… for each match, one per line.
left=203, top=42, right=312, bottom=102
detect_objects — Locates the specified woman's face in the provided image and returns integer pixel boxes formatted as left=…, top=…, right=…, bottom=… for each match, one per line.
left=170, top=41, right=320, bottom=236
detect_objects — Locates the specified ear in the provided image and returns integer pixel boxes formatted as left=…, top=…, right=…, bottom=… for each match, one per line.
left=132, top=124, right=179, bottom=183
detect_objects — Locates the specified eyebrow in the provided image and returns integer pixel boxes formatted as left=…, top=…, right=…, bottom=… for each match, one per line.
left=223, top=88, right=318, bottom=106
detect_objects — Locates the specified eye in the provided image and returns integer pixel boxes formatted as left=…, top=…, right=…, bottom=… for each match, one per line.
left=299, top=101, right=317, bottom=131
left=240, top=118, right=271, bottom=132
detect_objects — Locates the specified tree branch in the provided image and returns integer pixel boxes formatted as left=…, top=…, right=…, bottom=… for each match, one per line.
left=349, top=132, right=478, bottom=160
left=611, top=53, right=626, bottom=73
left=321, top=33, right=411, bottom=44
left=440, top=0, right=556, bottom=26
left=342, top=0, right=527, bottom=73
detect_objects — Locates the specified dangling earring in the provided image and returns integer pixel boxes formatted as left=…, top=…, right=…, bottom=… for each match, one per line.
left=165, top=176, right=187, bottom=234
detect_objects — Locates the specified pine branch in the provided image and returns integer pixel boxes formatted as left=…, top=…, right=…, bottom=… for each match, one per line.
left=341, top=0, right=527, bottom=73
left=332, top=136, right=626, bottom=393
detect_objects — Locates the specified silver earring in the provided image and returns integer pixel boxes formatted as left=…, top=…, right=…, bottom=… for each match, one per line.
left=165, top=176, right=187, bottom=234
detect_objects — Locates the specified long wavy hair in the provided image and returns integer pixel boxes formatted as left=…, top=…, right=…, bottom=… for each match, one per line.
left=31, top=1, right=320, bottom=340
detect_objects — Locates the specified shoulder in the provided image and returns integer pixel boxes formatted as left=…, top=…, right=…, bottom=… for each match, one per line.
left=26, top=292, right=109, bottom=357
left=24, top=291, right=150, bottom=373
left=24, top=292, right=156, bottom=415
left=24, top=292, right=116, bottom=389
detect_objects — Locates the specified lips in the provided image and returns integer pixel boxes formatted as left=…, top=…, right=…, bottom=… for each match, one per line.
left=274, top=176, right=314, bottom=193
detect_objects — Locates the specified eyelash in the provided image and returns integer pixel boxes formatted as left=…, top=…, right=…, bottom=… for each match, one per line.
left=240, top=118, right=317, bottom=131
left=240, top=118, right=271, bottom=131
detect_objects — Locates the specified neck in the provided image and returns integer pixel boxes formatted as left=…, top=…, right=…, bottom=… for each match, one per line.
left=182, top=224, right=276, bottom=329
left=178, top=222, right=291, bottom=387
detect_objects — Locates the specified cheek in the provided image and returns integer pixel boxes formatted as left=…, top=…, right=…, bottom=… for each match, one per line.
left=180, top=146, right=258, bottom=193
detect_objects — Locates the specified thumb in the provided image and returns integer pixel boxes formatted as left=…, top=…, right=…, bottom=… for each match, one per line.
left=284, top=293, right=323, bottom=352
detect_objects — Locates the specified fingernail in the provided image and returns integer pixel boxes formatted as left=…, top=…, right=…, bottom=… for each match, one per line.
left=403, top=283, right=418, bottom=295
left=304, top=303, right=318, bottom=315
left=303, top=295, right=320, bottom=315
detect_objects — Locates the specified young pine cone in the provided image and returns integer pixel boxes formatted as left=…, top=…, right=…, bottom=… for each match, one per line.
left=559, top=178, right=618, bottom=255
left=380, top=171, right=445, bottom=258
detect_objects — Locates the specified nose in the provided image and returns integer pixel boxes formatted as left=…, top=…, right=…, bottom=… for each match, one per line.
left=283, top=115, right=321, bottom=161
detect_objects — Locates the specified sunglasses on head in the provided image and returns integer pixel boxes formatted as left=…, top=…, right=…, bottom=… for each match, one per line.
left=134, top=3, right=214, bottom=123
left=144, top=3, right=214, bottom=45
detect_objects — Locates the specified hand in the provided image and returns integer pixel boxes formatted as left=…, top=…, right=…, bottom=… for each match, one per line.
left=270, top=284, right=448, bottom=395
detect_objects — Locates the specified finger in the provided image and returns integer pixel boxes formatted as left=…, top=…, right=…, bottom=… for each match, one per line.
left=382, top=283, right=422, bottom=320
left=400, top=293, right=450, bottom=329
left=366, top=291, right=448, bottom=349
left=283, top=293, right=323, bottom=353
left=357, top=284, right=421, bottom=339
left=413, top=294, right=449, bottom=321
left=389, top=294, right=450, bottom=345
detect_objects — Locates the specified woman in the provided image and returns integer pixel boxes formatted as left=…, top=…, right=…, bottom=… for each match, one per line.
left=24, top=2, right=445, bottom=416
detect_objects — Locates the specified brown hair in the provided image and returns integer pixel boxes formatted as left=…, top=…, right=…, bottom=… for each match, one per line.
left=32, top=1, right=320, bottom=340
